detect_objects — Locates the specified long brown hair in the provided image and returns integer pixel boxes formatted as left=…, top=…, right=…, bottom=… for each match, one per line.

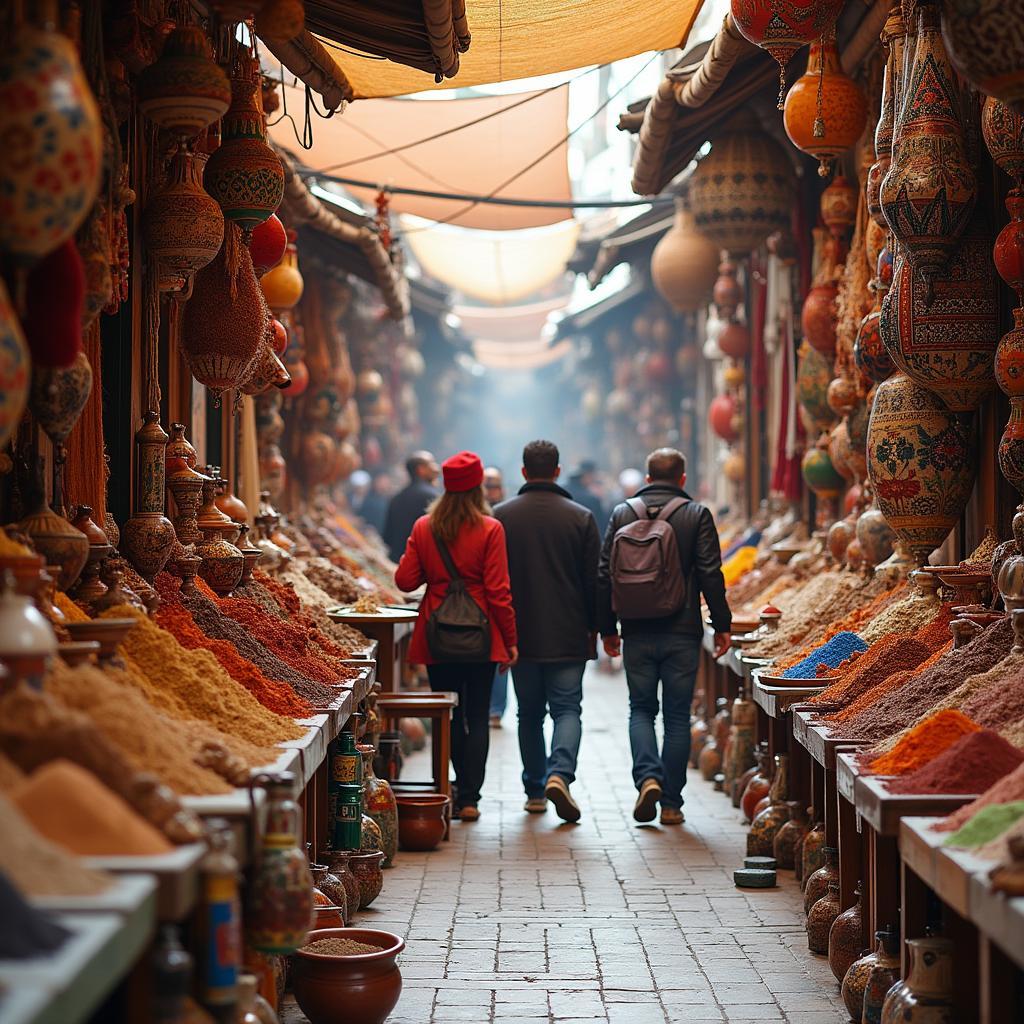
left=428, top=486, right=491, bottom=545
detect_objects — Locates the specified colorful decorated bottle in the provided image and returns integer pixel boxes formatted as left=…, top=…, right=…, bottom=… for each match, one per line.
left=197, top=819, right=241, bottom=1022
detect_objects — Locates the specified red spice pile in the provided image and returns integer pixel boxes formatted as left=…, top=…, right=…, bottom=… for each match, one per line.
left=257, top=572, right=302, bottom=616
left=887, top=728, right=1024, bottom=795
left=934, top=761, right=1024, bottom=832
left=808, top=634, right=930, bottom=708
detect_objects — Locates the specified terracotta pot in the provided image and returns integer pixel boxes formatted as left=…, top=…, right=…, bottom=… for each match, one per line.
left=804, top=845, right=838, bottom=914
left=802, top=278, right=839, bottom=356
left=880, top=936, right=955, bottom=1023
left=650, top=200, right=719, bottom=313
left=862, top=929, right=901, bottom=1024
left=828, top=884, right=864, bottom=981
left=821, top=176, right=858, bottom=239
left=740, top=769, right=770, bottom=824
left=842, top=944, right=880, bottom=1022
left=313, top=905, right=346, bottom=931
left=697, top=737, right=721, bottom=781
left=689, top=716, right=709, bottom=768
left=856, top=504, right=896, bottom=570
left=348, top=850, right=385, bottom=910
left=311, top=863, right=349, bottom=915
left=249, top=214, right=288, bottom=276
left=396, top=794, right=449, bottom=853
left=291, top=928, right=404, bottom=1024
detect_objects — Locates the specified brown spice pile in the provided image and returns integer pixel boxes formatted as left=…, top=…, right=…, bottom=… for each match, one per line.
left=727, top=559, right=788, bottom=610
left=807, top=634, right=931, bottom=708
left=303, top=557, right=361, bottom=604
left=301, top=937, right=385, bottom=956
left=268, top=570, right=372, bottom=650
left=963, top=664, right=1024, bottom=729
left=861, top=590, right=941, bottom=645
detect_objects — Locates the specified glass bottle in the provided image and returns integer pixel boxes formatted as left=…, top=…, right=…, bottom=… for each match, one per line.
left=197, top=819, right=241, bottom=1023
left=152, top=925, right=192, bottom=1024
left=236, top=972, right=279, bottom=1024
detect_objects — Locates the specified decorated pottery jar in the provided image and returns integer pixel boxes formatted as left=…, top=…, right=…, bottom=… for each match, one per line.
left=348, top=849, right=385, bottom=910
left=359, top=745, right=398, bottom=868
left=982, top=97, right=1024, bottom=191
left=807, top=881, right=842, bottom=955
left=740, top=748, right=772, bottom=823
left=802, top=444, right=846, bottom=501
left=773, top=801, right=809, bottom=871
left=941, top=0, right=1024, bottom=111
left=361, top=813, right=384, bottom=853
left=800, top=819, right=827, bottom=893
left=17, top=490, right=89, bottom=592
left=28, top=351, right=93, bottom=457
left=880, top=937, right=955, bottom=1024
left=862, top=929, right=901, bottom=1024
left=803, top=845, right=839, bottom=915
left=650, top=200, right=719, bottom=313
left=121, top=412, right=176, bottom=581
left=690, top=715, right=710, bottom=768
left=323, top=850, right=361, bottom=922
left=249, top=213, right=288, bottom=276
left=854, top=301, right=897, bottom=384
left=842, top=940, right=882, bottom=1022
left=827, top=882, right=864, bottom=982
left=797, top=344, right=838, bottom=436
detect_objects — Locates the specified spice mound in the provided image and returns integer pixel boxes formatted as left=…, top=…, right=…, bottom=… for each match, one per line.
left=935, top=761, right=1024, bottom=833
left=782, top=631, right=867, bottom=679
left=353, top=594, right=381, bottom=615
left=808, top=635, right=931, bottom=708
left=301, top=937, right=386, bottom=956
left=13, top=760, right=173, bottom=856
left=887, top=729, right=1024, bottom=795
left=865, top=710, right=981, bottom=776
left=943, top=802, right=1024, bottom=853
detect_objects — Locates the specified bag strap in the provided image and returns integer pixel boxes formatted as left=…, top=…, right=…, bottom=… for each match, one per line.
left=625, top=497, right=647, bottom=521
left=432, top=531, right=464, bottom=583
left=625, top=495, right=688, bottom=522
left=653, top=496, right=688, bottom=522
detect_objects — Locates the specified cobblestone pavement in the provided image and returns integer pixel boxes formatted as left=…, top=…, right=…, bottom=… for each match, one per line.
left=338, top=668, right=846, bottom=1024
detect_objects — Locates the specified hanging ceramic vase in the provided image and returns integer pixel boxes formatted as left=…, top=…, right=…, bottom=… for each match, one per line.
left=783, top=35, right=868, bottom=177
left=259, top=237, right=304, bottom=311
left=797, top=344, right=838, bottom=436
left=868, top=10, right=908, bottom=227
left=650, top=199, right=720, bottom=313
left=995, top=192, right=1024, bottom=310
left=880, top=936, right=955, bottom=1023
left=204, top=54, right=284, bottom=234
left=866, top=373, right=975, bottom=565
left=802, top=441, right=845, bottom=502
left=246, top=772, right=313, bottom=954
left=28, top=351, right=93, bottom=463
left=0, top=22, right=102, bottom=260
left=862, top=928, right=901, bottom=1024
left=359, top=744, right=397, bottom=868
left=747, top=754, right=790, bottom=857
left=120, top=411, right=176, bottom=581
left=880, top=1, right=976, bottom=294
left=854, top=295, right=896, bottom=384
left=982, top=97, right=1024, bottom=191
left=941, top=0, right=1024, bottom=112
left=803, top=845, right=839, bottom=914
left=249, top=213, right=287, bottom=276
left=0, top=280, right=29, bottom=451
left=827, top=882, right=864, bottom=982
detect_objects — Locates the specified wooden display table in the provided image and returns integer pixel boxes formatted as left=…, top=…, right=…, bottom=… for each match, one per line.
left=329, top=606, right=417, bottom=692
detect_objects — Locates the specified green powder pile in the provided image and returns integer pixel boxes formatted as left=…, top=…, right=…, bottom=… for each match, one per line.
left=943, top=801, right=1024, bottom=850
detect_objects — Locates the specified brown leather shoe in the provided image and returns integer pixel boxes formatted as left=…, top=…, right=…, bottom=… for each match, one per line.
left=633, top=779, right=661, bottom=823
left=458, top=805, right=480, bottom=822
left=545, top=775, right=581, bottom=823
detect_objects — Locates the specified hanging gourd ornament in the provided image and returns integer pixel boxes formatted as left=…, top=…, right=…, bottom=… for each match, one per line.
left=137, top=25, right=230, bottom=140
left=709, top=393, right=740, bottom=443
left=249, top=213, right=288, bottom=275
left=802, top=441, right=845, bottom=500
left=650, top=199, right=720, bottom=313
left=783, top=36, right=868, bottom=178
left=717, top=321, right=750, bottom=360
left=203, top=54, right=284, bottom=234
left=259, top=234, right=304, bottom=310
left=731, top=0, right=845, bottom=107
left=270, top=318, right=288, bottom=356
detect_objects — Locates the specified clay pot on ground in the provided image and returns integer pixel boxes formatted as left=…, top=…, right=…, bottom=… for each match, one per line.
left=396, top=794, right=449, bottom=852
left=291, top=927, right=404, bottom=1024
left=807, top=882, right=842, bottom=955
left=323, top=851, right=361, bottom=923
left=804, top=846, right=839, bottom=915
left=862, top=928, right=901, bottom=1024
left=880, top=936, right=955, bottom=1023
left=842, top=943, right=881, bottom=1022
left=697, top=737, right=721, bottom=781
left=740, top=750, right=771, bottom=822
left=828, top=882, right=864, bottom=982
left=773, top=801, right=809, bottom=871
left=348, top=850, right=385, bottom=909
left=690, top=717, right=710, bottom=767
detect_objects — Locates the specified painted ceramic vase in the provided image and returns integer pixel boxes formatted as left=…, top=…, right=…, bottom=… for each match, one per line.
left=882, top=231, right=999, bottom=413
left=121, top=412, right=176, bottom=581
left=802, top=444, right=845, bottom=500
left=807, top=881, right=841, bottom=955
left=28, top=350, right=93, bottom=459
left=783, top=38, right=867, bottom=177
left=880, top=937, right=955, bottom=1023
left=18, top=491, right=89, bottom=591
left=137, top=25, right=230, bottom=139
left=941, top=0, right=1024, bottom=112
left=324, top=850, right=361, bottom=922
left=204, top=55, right=284, bottom=233
left=747, top=754, right=790, bottom=857
left=802, top=278, right=838, bottom=354
left=311, top=862, right=348, bottom=918
left=166, top=422, right=199, bottom=473
left=246, top=773, right=313, bottom=954
left=869, top=10, right=908, bottom=227
left=827, top=883, right=864, bottom=981
left=359, top=745, right=397, bottom=868
left=863, top=930, right=901, bottom=1024
left=651, top=200, right=720, bottom=313
left=143, top=146, right=224, bottom=279
left=982, top=97, right=1024, bottom=190
left=348, top=849, right=385, bottom=909
left=994, top=191, right=1024, bottom=306
left=688, top=114, right=794, bottom=252
left=773, top=801, right=809, bottom=870
left=801, top=820, right=827, bottom=892
left=797, top=344, right=838, bottom=435
left=880, top=1, right=976, bottom=291
left=361, top=814, right=384, bottom=852
left=0, top=24, right=102, bottom=260
left=866, top=373, right=975, bottom=565
left=803, top=846, right=838, bottom=915
left=854, top=299, right=896, bottom=384
left=0, top=280, right=29, bottom=451
left=821, top=176, right=858, bottom=239
left=731, top=0, right=844, bottom=105
left=856, top=503, right=897, bottom=569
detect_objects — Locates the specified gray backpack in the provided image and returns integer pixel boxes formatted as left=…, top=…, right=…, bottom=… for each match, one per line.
left=610, top=497, right=688, bottom=619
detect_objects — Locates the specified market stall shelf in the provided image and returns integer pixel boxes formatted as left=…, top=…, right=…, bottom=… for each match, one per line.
left=82, top=844, right=205, bottom=922
left=328, top=607, right=416, bottom=693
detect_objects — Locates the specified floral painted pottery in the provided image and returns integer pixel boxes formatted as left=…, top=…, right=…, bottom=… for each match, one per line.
left=801, top=820, right=827, bottom=892
left=137, top=25, right=230, bottom=139
left=828, top=882, right=864, bottom=981
left=807, top=881, right=841, bottom=955
left=28, top=350, right=93, bottom=458
left=941, top=0, right=1024, bottom=112
left=867, top=373, right=975, bottom=564
left=863, top=929, right=901, bottom=1024
left=323, top=850, right=361, bottom=922
left=688, top=114, right=794, bottom=252
left=882, top=232, right=999, bottom=413
left=396, top=794, right=449, bottom=852
left=0, top=24, right=102, bottom=260
left=773, top=801, right=809, bottom=871
left=0, top=280, right=29, bottom=451
left=204, top=55, right=284, bottom=233
left=804, top=845, right=838, bottom=914
left=143, top=146, right=224, bottom=280
left=121, top=412, right=176, bottom=581
left=747, top=754, right=790, bottom=857
left=291, top=928, right=404, bottom=1024
left=868, top=10, right=908, bottom=227
left=982, top=97, right=1024, bottom=191
left=348, top=850, right=385, bottom=909
left=359, top=745, right=397, bottom=868
left=880, top=936, right=955, bottom=1023
left=651, top=200, right=719, bottom=313
left=783, top=37, right=867, bottom=177
left=260, top=239, right=304, bottom=311
left=246, top=772, right=313, bottom=954
left=730, top=0, right=844, bottom=105
left=797, top=344, right=838, bottom=435
left=249, top=213, right=287, bottom=276
left=880, top=1, right=976, bottom=292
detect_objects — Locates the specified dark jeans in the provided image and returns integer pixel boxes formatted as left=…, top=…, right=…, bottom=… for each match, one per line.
left=427, top=661, right=495, bottom=809
left=512, top=660, right=586, bottom=798
left=622, top=633, right=701, bottom=809
left=490, top=667, right=508, bottom=718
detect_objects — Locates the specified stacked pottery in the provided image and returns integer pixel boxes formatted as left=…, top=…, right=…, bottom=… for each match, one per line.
left=804, top=845, right=839, bottom=915
left=827, top=882, right=864, bottom=981
left=359, top=744, right=397, bottom=868
left=772, top=801, right=809, bottom=871
left=862, top=928, right=901, bottom=1023
left=880, top=937, right=955, bottom=1022
left=747, top=755, right=790, bottom=857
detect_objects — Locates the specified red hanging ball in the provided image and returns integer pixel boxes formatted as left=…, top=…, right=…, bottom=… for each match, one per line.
left=270, top=318, right=288, bottom=356
left=248, top=213, right=288, bottom=276
left=24, top=239, right=85, bottom=368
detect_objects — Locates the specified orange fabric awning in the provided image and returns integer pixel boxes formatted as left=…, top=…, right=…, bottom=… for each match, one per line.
left=269, top=85, right=572, bottom=230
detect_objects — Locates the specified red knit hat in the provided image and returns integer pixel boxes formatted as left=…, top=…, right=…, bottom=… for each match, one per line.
left=442, top=451, right=484, bottom=492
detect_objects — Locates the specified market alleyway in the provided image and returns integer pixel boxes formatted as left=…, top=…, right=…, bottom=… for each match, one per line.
left=335, top=668, right=845, bottom=1023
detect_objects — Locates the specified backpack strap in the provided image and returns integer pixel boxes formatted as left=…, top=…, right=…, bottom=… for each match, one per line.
left=625, top=497, right=648, bottom=521
left=653, top=496, right=688, bottom=522
left=432, top=531, right=464, bottom=584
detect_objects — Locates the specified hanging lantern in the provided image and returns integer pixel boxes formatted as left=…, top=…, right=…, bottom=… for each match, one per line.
left=0, top=23, right=103, bottom=260
left=23, top=240, right=85, bottom=368
left=941, top=0, right=1024, bottom=112
left=994, top=192, right=1024, bottom=308
left=204, top=54, right=284, bottom=234
left=29, top=352, right=93, bottom=460
left=880, top=2, right=976, bottom=295
left=783, top=37, right=868, bottom=179
left=249, top=213, right=288, bottom=275
left=259, top=235, right=304, bottom=310
left=137, top=25, right=230, bottom=140
left=650, top=199, right=720, bottom=313
left=717, top=321, right=750, bottom=360
left=820, top=176, right=858, bottom=239
left=723, top=362, right=746, bottom=389
left=0, top=280, right=29, bottom=451
left=709, top=393, right=740, bottom=442
left=688, top=116, right=795, bottom=255
left=723, top=451, right=746, bottom=483
left=982, top=97, right=1024, bottom=192
left=731, top=0, right=845, bottom=107
left=712, top=261, right=743, bottom=320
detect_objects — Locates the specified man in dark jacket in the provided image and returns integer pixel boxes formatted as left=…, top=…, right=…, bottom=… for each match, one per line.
left=494, top=439, right=601, bottom=822
left=383, top=451, right=439, bottom=563
left=598, top=447, right=731, bottom=826
left=567, top=459, right=607, bottom=534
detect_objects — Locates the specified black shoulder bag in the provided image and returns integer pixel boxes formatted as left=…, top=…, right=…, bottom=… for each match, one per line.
left=426, top=532, right=491, bottom=662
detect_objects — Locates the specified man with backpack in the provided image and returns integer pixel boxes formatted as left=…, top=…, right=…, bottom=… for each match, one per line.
left=597, top=448, right=731, bottom=826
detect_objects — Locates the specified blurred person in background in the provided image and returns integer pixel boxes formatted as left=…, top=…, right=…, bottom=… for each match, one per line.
left=484, top=466, right=510, bottom=728
left=384, top=451, right=439, bottom=563
left=357, top=471, right=393, bottom=536
left=618, top=467, right=644, bottom=501
left=567, top=458, right=608, bottom=534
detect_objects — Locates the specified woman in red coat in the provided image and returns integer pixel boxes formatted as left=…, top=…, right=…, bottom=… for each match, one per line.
left=395, top=451, right=518, bottom=821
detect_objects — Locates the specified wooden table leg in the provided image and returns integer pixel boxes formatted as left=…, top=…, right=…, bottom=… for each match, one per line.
left=824, top=766, right=839, bottom=847
left=837, top=791, right=862, bottom=936
left=789, top=730, right=811, bottom=820
left=435, top=711, right=452, bottom=839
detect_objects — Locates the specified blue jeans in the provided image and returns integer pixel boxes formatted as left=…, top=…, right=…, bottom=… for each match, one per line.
left=622, top=633, right=701, bottom=809
left=490, top=668, right=508, bottom=718
left=512, top=661, right=586, bottom=798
